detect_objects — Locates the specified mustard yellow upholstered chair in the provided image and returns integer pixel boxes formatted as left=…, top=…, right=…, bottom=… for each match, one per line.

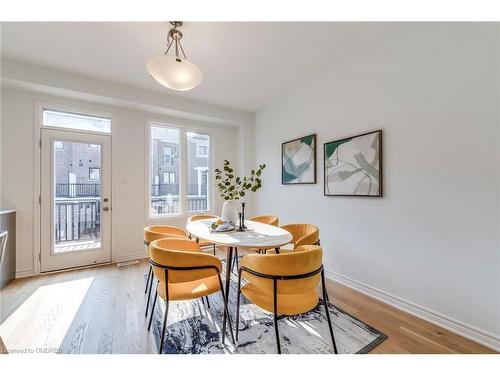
left=148, top=238, right=235, bottom=353
left=249, top=215, right=279, bottom=226
left=235, top=245, right=337, bottom=354
left=266, top=223, right=320, bottom=254
left=143, top=225, right=189, bottom=316
left=187, top=214, right=219, bottom=255
left=245, top=215, right=280, bottom=255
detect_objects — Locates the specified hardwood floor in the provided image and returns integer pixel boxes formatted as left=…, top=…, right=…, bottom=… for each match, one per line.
left=0, top=248, right=496, bottom=354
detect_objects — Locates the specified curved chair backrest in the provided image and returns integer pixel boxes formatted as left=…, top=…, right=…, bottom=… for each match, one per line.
left=250, top=215, right=279, bottom=226
left=240, top=245, right=323, bottom=295
left=280, top=224, right=319, bottom=249
left=149, top=238, right=222, bottom=284
left=188, top=214, right=219, bottom=223
left=144, top=225, right=187, bottom=245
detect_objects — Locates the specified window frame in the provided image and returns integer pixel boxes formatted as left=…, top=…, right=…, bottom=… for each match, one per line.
left=42, top=108, right=112, bottom=134
left=162, top=171, right=176, bottom=184
left=197, top=144, right=209, bottom=158
left=89, top=167, right=101, bottom=181
left=146, top=120, right=214, bottom=220
left=169, top=172, right=176, bottom=184
left=163, top=145, right=173, bottom=165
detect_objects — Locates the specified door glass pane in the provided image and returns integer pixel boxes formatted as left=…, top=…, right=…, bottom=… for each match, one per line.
left=150, top=126, right=180, bottom=216
left=43, top=109, right=111, bottom=133
left=54, top=141, right=101, bottom=253
left=187, top=132, right=210, bottom=212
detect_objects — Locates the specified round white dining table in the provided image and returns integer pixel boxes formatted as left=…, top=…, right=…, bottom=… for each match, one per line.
left=186, top=218, right=293, bottom=309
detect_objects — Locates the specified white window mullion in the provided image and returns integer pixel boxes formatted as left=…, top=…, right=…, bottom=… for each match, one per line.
left=179, top=129, right=188, bottom=214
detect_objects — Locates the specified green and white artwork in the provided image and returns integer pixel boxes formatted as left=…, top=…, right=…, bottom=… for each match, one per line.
left=324, top=130, right=382, bottom=196
left=282, top=134, right=316, bottom=184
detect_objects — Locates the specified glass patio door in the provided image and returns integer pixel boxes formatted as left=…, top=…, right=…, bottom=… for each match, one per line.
left=40, top=128, right=111, bottom=272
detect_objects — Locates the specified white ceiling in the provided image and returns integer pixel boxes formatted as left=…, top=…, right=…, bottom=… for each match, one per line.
left=1, top=22, right=410, bottom=112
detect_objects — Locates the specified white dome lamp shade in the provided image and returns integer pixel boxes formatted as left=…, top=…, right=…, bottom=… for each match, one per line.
left=147, top=55, right=203, bottom=91
left=147, top=22, right=203, bottom=92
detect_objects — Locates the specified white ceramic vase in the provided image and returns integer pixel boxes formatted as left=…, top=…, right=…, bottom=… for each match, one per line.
left=220, top=200, right=239, bottom=225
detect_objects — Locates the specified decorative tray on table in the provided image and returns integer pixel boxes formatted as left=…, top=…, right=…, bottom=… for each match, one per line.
left=210, top=221, right=235, bottom=233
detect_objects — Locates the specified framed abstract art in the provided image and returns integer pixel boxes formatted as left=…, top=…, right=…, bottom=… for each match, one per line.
left=282, top=134, right=316, bottom=184
left=324, top=130, right=383, bottom=197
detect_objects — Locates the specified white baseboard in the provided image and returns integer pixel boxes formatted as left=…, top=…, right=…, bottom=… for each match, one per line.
left=15, top=269, right=35, bottom=278
left=325, top=270, right=500, bottom=352
left=112, top=251, right=148, bottom=264
left=14, top=252, right=148, bottom=278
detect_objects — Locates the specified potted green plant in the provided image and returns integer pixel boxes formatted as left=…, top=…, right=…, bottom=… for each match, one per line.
left=215, top=160, right=266, bottom=225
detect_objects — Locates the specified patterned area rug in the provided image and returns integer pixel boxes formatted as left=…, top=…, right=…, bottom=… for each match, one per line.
left=147, top=262, right=387, bottom=354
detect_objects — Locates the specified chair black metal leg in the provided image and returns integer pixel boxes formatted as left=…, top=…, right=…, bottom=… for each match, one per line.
left=235, top=270, right=242, bottom=341
left=321, top=270, right=338, bottom=354
left=218, top=275, right=236, bottom=345
left=145, top=269, right=155, bottom=316
left=145, top=265, right=152, bottom=293
left=159, top=299, right=169, bottom=353
left=213, top=244, right=216, bottom=255
left=232, top=248, right=239, bottom=273
left=224, top=246, right=233, bottom=304
left=159, top=269, right=170, bottom=354
left=220, top=290, right=227, bottom=345
left=148, top=283, right=159, bottom=331
left=205, top=295, right=211, bottom=309
left=273, top=279, right=281, bottom=354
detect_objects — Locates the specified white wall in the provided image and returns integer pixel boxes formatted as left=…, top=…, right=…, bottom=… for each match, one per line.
left=253, top=24, right=500, bottom=345
left=0, top=87, right=240, bottom=275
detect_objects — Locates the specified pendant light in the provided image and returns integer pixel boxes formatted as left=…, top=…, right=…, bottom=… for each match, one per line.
left=147, top=22, right=203, bottom=91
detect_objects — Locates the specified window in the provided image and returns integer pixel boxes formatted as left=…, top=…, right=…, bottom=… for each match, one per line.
left=163, top=172, right=176, bottom=184
left=149, top=125, right=180, bottom=215
left=197, top=145, right=209, bottom=157
left=187, top=132, right=210, bottom=212
left=43, top=109, right=111, bottom=133
left=54, top=141, right=64, bottom=150
left=148, top=123, right=211, bottom=217
left=89, top=167, right=100, bottom=181
left=163, top=146, right=173, bottom=165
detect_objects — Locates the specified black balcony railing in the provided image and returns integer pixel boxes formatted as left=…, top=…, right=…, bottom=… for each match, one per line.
left=151, top=183, right=179, bottom=196
left=150, top=184, right=207, bottom=196
left=55, top=199, right=100, bottom=243
left=150, top=196, right=207, bottom=214
left=55, top=183, right=207, bottom=199
left=56, top=183, right=100, bottom=197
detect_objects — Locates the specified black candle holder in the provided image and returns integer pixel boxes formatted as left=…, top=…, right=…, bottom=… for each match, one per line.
left=241, top=202, right=247, bottom=229
left=236, top=212, right=244, bottom=232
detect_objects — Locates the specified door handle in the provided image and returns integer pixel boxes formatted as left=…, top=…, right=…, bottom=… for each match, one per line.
left=103, top=207, right=110, bottom=212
